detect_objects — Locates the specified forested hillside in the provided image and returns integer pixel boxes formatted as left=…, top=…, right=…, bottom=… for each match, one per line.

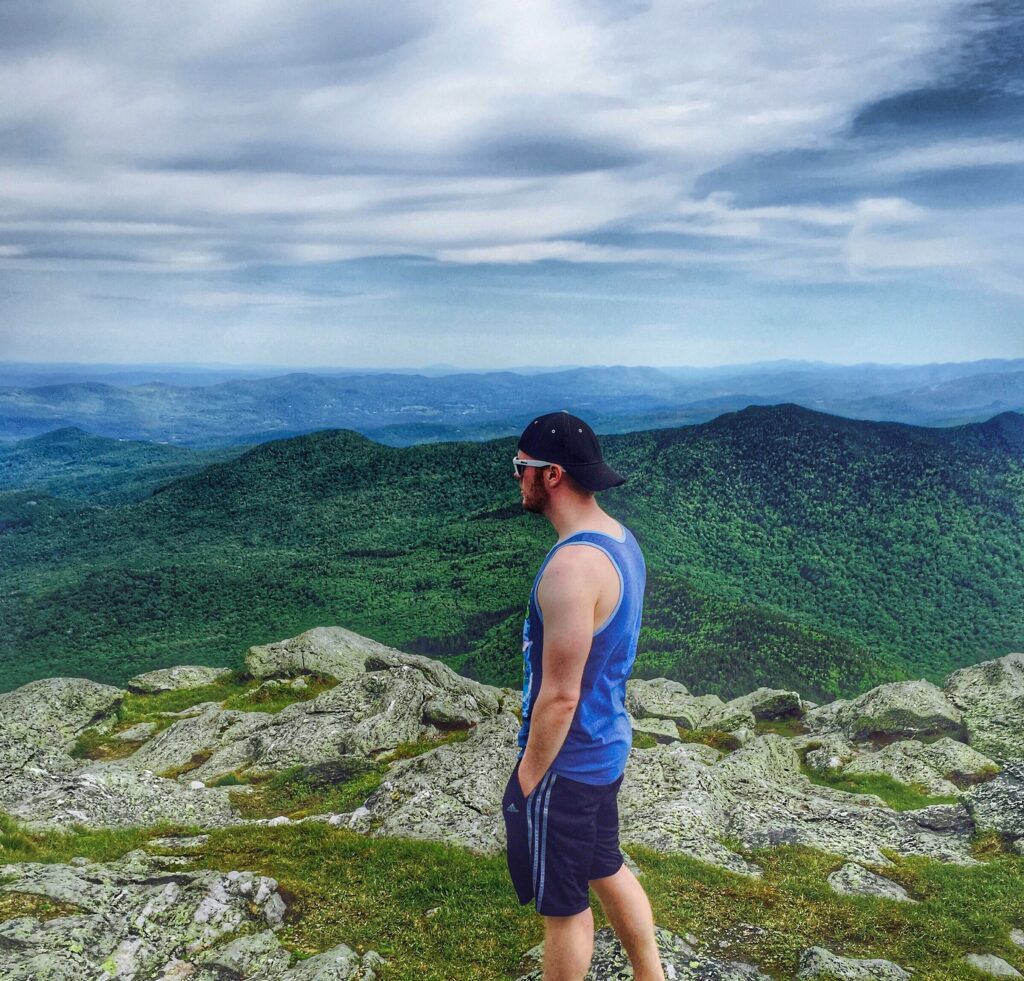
left=2, top=405, right=1022, bottom=699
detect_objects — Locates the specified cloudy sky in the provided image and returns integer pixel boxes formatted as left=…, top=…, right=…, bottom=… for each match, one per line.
left=1, top=0, right=1021, bottom=369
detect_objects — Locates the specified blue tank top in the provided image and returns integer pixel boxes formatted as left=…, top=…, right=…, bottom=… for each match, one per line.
left=516, top=522, right=646, bottom=784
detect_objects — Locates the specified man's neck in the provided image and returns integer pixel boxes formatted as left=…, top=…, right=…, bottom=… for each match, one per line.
left=546, top=497, right=618, bottom=542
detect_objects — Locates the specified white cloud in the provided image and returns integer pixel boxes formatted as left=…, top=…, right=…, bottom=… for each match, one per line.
left=0, top=0, right=966, bottom=272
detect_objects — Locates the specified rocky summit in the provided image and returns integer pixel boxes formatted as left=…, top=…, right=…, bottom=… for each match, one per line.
left=0, top=626, right=1021, bottom=980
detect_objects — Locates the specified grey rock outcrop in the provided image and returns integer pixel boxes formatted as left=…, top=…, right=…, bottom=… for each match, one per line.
left=826, top=863, right=917, bottom=902
left=709, top=735, right=980, bottom=869
left=805, top=679, right=965, bottom=742
left=0, top=735, right=80, bottom=812
left=961, top=760, right=1024, bottom=846
left=964, top=953, right=1023, bottom=977
left=796, top=945, right=911, bottom=979
left=6, top=761, right=239, bottom=830
left=944, top=653, right=1024, bottom=764
left=127, top=665, right=234, bottom=694
left=113, top=637, right=505, bottom=784
left=630, top=715, right=681, bottom=743
left=0, top=677, right=123, bottom=751
left=343, top=713, right=519, bottom=854
left=724, top=687, right=803, bottom=721
left=802, top=733, right=858, bottom=774
left=120, top=703, right=274, bottom=779
left=0, top=849, right=381, bottom=980
left=516, top=925, right=772, bottom=980
left=626, top=679, right=755, bottom=732
left=840, top=737, right=997, bottom=796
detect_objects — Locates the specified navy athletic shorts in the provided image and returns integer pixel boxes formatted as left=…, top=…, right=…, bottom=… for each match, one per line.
left=502, top=756, right=625, bottom=916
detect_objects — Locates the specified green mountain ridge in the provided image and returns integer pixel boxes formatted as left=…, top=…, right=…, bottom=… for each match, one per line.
left=1, top=405, right=1022, bottom=698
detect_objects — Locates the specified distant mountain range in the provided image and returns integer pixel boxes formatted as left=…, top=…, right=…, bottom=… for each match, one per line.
left=2, top=359, right=1023, bottom=446
left=2, top=404, right=1021, bottom=701
left=0, top=427, right=252, bottom=506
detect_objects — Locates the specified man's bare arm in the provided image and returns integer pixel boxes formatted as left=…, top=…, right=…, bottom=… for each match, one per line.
left=517, top=547, right=600, bottom=797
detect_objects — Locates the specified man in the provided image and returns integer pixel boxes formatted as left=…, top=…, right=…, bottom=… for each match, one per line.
left=503, top=410, right=665, bottom=981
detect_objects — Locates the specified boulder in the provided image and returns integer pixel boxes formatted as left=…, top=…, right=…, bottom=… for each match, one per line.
left=630, top=716, right=681, bottom=744
left=6, top=761, right=240, bottom=830
left=796, top=945, right=911, bottom=979
left=617, top=741, right=765, bottom=877
left=723, top=687, right=804, bottom=721
left=805, top=679, right=965, bottom=742
left=116, top=647, right=503, bottom=783
left=711, top=736, right=982, bottom=869
left=516, top=925, right=772, bottom=980
left=119, top=703, right=273, bottom=779
left=0, top=678, right=123, bottom=752
left=626, top=678, right=735, bottom=730
left=246, top=625, right=414, bottom=684
left=237, top=662, right=499, bottom=777
left=113, top=721, right=157, bottom=742
left=903, top=802, right=975, bottom=835
left=961, top=760, right=1024, bottom=845
left=964, top=953, right=1023, bottom=977
left=0, top=733, right=80, bottom=812
left=802, top=733, right=858, bottom=774
left=944, top=653, right=1024, bottom=764
left=342, top=713, right=520, bottom=854
left=840, top=737, right=997, bottom=796
left=126, top=665, right=233, bottom=694
left=0, top=850, right=283, bottom=979
left=826, top=863, right=917, bottom=902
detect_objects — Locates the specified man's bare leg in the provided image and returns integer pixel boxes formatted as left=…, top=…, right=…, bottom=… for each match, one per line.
left=542, top=905, right=594, bottom=981
left=589, top=864, right=665, bottom=981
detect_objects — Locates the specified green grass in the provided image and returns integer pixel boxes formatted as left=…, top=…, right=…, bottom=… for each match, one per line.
left=636, top=834, right=1024, bottom=981
left=0, top=812, right=177, bottom=867
left=631, top=732, right=659, bottom=749
left=800, top=763, right=962, bottom=811
left=2, top=807, right=1022, bottom=979
left=227, top=761, right=388, bottom=821
left=221, top=673, right=339, bottom=712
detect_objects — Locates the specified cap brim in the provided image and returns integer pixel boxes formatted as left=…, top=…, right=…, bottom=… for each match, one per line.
left=564, top=461, right=626, bottom=491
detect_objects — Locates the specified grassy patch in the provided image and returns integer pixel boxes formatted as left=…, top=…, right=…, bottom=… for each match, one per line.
left=70, top=725, right=149, bottom=761
left=158, top=749, right=214, bottom=781
left=227, top=758, right=388, bottom=821
left=633, top=834, right=1024, bottom=981
left=0, top=812, right=179, bottom=866
left=632, top=732, right=659, bottom=750
left=0, top=890, right=83, bottom=924
left=118, top=671, right=254, bottom=722
left=379, top=729, right=471, bottom=763
left=754, top=716, right=809, bottom=738
left=221, top=673, right=339, bottom=713
left=800, top=764, right=961, bottom=811
left=179, top=821, right=547, bottom=980
left=676, top=727, right=742, bottom=753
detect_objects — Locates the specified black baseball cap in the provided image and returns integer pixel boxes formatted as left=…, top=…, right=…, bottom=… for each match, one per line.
left=518, top=410, right=625, bottom=491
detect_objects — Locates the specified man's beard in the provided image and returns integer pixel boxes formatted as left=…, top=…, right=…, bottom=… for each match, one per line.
left=520, top=472, right=549, bottom=514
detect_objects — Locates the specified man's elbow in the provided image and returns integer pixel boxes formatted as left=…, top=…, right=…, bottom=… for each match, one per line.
left=544, top=687, right=581, bottom=711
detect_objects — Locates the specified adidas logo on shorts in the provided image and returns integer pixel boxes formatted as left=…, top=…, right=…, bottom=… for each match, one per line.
left=506, top=802, right=519, bottom=813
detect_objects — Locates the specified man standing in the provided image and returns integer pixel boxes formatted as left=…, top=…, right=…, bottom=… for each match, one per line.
left=503, top=410, right=665, bottom=981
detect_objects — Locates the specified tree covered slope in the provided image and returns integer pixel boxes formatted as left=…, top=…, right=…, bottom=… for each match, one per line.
left=1, top=405, right=1021, bottom=699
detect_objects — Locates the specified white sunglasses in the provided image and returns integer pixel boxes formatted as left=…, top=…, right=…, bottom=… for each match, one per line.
left=512, top=456, right=554, bottom=477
